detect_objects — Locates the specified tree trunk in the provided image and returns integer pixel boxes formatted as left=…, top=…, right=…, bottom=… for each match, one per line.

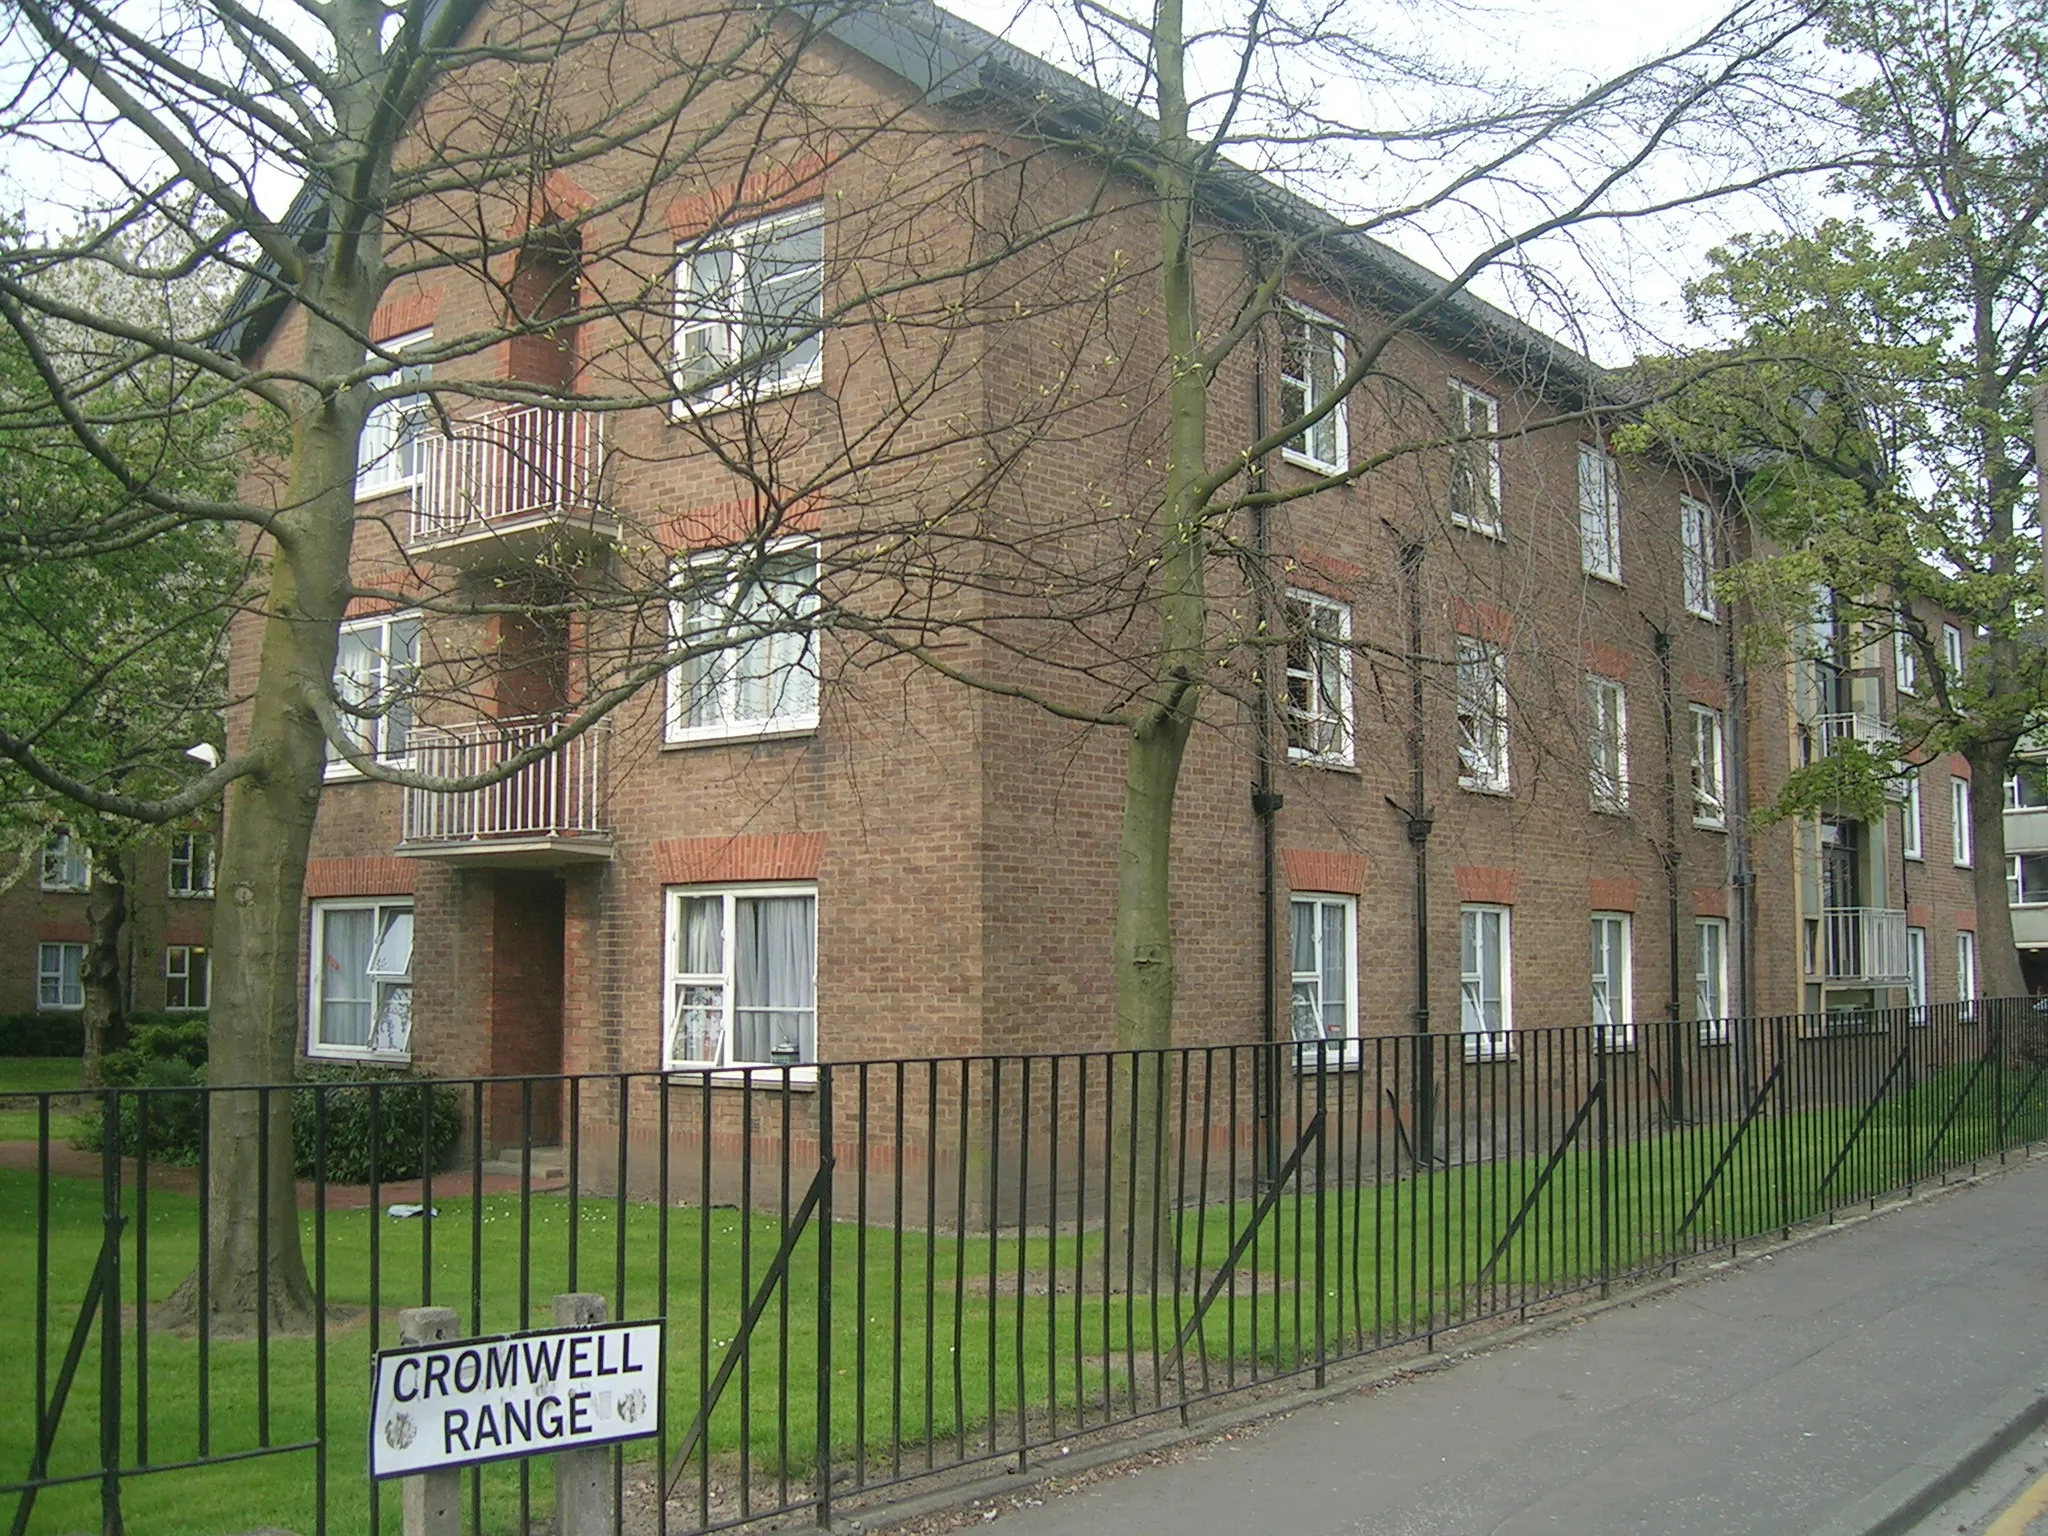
left=1966, top=740, right=2026, bottom=999
left=81, top=852, right=127, bottom=1085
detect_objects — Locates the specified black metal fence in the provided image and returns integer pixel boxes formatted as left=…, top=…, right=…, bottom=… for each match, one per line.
left=7, top=999, right=2048, bottom=1534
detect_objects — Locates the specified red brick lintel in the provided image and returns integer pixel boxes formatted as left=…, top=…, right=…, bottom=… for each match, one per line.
left=1281, top=849, right=1368, bottom=896
left=1455, top=865, right=1517, bottom=905
left=305, top=857, right=419, bottom=899
left=655, top=832, right=825, bottom=886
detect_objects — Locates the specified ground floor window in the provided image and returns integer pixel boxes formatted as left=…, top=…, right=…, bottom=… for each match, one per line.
left=664, top=885, right=817, bottom=1070
left=308, top=899, right=414, bottom=1058
left=165, top=945, right=209, bottom=1011
left=1905, top=926, right=1928, bottom=1021
left=1290, top=893, right=1357, bottom=1064
left=1591, top=912, right=1633, bottom=1049
left=1696, top=918, right=1729, bottom=1045
left=1956, top=929, right=1977, bottom=1014
left=37, top=942, right=84, bottom=1010
left=1460, top=904, right=1511, bottom=1060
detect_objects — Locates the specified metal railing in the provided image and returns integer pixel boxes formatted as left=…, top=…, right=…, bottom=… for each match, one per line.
left=7, top=1001, right=2046, bottom=1534
left=400, top=715, right=610, bottom=846
left=1813, top=906, right=1910, bottom=984
left=1808, top=710, right=1898, bottom=755
left=411, top=404, right=604, bottom=547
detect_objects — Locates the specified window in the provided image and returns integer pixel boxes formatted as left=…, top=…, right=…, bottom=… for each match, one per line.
left=37, top=943, right=84, bottom=1011
left=165, top=945, right=209, bottom=1011
left=1448, top=380, right=1501, bottom=536
left=2008, top=762, right=2048, bottom=809
left=1578, top=443, right=1621, bottom=582
left=1905, top=926, right=1928, bottom=1020
left=674, top=205, right=824, bottom=402
left=1942, top=622, right=1965, bottom=678
left=1952, top=776, right=1973, bottom=867
left=1587, top=676, right=1628, bottom=812
left=1279, top=307, right=1346, bottom=471
left=355, top=328, right=432, bottom=498
left=1290, top=894, right=1358, bottom=1064
left=1690, top=705, right=1726, bottom=827
left=1696, top=918, right=1729, bottom=1045
left=663, top=885, right=817, bottom=1069
left=309, top=899, right=414, bottom=1058
left=1460, top=904, right=1511, bottom=1060
left=667, top=543, right=820, bottom=742
left=1591, top=912, right=1633, bottom=1049
left=1902, top=772, right=1923, bottom=859
left=1284, top=592, right=1352, bottom=766
left=2010, top=854, right=2048, bottom=906
left=1956, top=929, right=1977, bottom=1006
left=40, top=827, right=88, bottom=892
left=330, top=612, right=419, bottom=773
left=167, top=832, right=214, bottom=898
left=1894, top=617, right=1918, bottom=695
left=1456, top=638, right=1509, bottom=793
left=1681, top=496, right=1716, bottom=619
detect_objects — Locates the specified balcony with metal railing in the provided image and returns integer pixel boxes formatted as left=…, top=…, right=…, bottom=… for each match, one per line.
left=398, top=716, right=612, bottom=866
left=1807, top=906, right=1910, bottom=985
left=409, top=404, right=618, bottom=565
left=1806, top=710, right=1898, bottom=756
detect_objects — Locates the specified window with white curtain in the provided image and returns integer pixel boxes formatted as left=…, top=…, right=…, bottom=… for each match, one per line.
left=1696, top=918, right=1729, bottom=1044
left=329, top=612, right=419, bottom=773
left=674, top=206, right=824, bottom=402
left=1681, top=496, right=1716, bottom=619
left=1460, top=904, right=1511, bottom=1060
left=355, top=328, right=432, bottom=498
left=1690, top=705, right=1725, bottom=827
left=308, top=899, right=414, bottom=1058
left=1284, top=591, right=1352, bottom=766
left=38, top=943, right=84, bottom=1010
left=664, top=885, right=818, bottom=1070
left=1578, top=444, right=1621, bottom=582
left=1587, top=676, right=1628, bottom=811
left=1290, top=894, right=1357, bottom=1065
left=1279, top=306, right=1346, bottom=471
left=1591, top=912, right=1634, bottom=1049
left=667, top=543, right=820, bottom=742
left=1448, top=380, right=1501, bottom=536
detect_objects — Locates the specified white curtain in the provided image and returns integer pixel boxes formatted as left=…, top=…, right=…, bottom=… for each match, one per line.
left=668, top=896, right=725, bottom=1063
left=735, top=895, right=815, bottom=1064
left=321, top=907, right=374, bottom=1046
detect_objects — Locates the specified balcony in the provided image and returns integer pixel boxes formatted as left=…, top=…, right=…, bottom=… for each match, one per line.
left=409, top=405, right=618, bottom=566
left=398, top=716, right=612, bottom=866
left=1805, top=711, right=1897, bottom=759
left=1808, top=906, right=1909, bottom=985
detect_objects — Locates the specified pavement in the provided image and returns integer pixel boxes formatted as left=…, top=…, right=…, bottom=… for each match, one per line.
left=917, top=1153, right=2048, bottom=1536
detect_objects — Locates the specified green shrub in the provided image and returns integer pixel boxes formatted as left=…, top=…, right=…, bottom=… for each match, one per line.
left=0, top=1014, right=85, bottom=1057
left=291, top=1067, right=464, bottom=1183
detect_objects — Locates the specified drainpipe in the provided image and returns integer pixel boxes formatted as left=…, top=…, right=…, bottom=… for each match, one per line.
left=1653, top=625, right=1685, bottom=1122
left=1395, top=540, right=1435, bottom=1161
left=1249, top=284, right=1283, bottom=1189
left=1724, top=517, right=1758, bottom=1092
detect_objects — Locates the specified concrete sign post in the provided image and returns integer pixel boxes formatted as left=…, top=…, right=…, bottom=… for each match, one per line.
left=373, top=1300, right=661, bottom=1536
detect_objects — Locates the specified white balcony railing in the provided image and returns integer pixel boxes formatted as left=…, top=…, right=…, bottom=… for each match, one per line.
left=401, top=716, right=610, bottom=848
left=1811, top=906, right=1910, bottom=985
left=1809, top=711, right=1897, bottom=754
left=411, top=405, right=605, bottom=547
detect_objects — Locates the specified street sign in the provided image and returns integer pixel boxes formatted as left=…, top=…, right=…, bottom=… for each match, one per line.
left=370, top=1320, right=662, bottom=1479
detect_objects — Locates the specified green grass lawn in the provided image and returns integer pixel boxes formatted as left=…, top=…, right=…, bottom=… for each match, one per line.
left=0, top=1057, right=89, bottom=1142
left=3, top=1056, right=2042, bottom=1534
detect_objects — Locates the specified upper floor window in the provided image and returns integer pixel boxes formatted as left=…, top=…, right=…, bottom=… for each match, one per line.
left=1953, top=775, right=1974, bottom=867
left=1680, top=496, right=1716, bottom=619
left=1578, top=444, right=1621, bottom=582
left=667, top=542, right=820, bottom=744
left=1902, top=771, right=1923, bottom=859
left=1456, top=637, right=1509, bottom=793
left=329, top=612, right=419, bottom=775
left=1290, top=894, right=1358, bottom=1064
left=167, top=832, right=214, bottom=898
left=674, top=205, right=824, bottom=403
left=1943, top=622, right=1965, bottom=678
left=1690, top=704, right=1725, bottom=827
left=355, top=328, right=432, bottom=499
left=2009, top=854, right=2048, bottom=907
left=308, top=898, right=414, bottom=1059
left=1448, top=380, right=1501, bottom=536
left=40, top=826, right=88, bottom=892
left=1587, top=675, right=1629, bottom=812
left=1894, top=614, right=1919, bottom=694
left=2008, top=762, right=2048, bottom=810
left=664, top=884, right=818, bottom=1070
left=1284, top=591, right=1352, bottom=767
left=1279, top=306, right=1346, bottom=472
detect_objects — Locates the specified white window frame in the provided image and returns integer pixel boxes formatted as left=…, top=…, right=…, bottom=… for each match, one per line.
left=1588, top=676, right=1629, bottom=812
left=40, top=827, right=88, bottom=892
left=1448, top=380, right=1501, bottom=537
left=1284, top=591, right=1353, bottom=767
left=328, top=611, right=420, bottom=778
left=673, top=204, right=825, bottom=406
left=1942, top=622, right=1965, bottom=678
left=665, top=540, right=821, bottom=744
left=1460, top=904, right=1512, bottom=1061
left=1956, top=929, right=1977, bottom=1009
left=1578, top=443, right=1621, bottom=583
left=1290, top=893, right=1359, bottom=1067
left=307, top=898, right=415, bottom=1061
left=354, top=327, right=432, bottom=500
left=167, top=832, right=215, bottom=898
left=1902, top=772, right=1923, bottom=860
left=2009, top=853, right=2048, bottom=907
left=1894, top=617, right=1919, bottom=695
left=1591, top=912, right=1634, bottom=1050
left=1952, top=775, right=1973, bottom=867
left=2007, top=763, right=2048, bottom=809
left=1690, top=704, right=1726, bottom=828
left=1680, top=496, right=1717, bottom=620
left=1278, top=305, right=1347, bottom=473
left=37, top=942, right=85, bottom=1011
left=663, top=883, right=819, bottom=1073
left=164, top=944, right=209, bottom=1011
left=1696, top=918, right=1730, bottom=1045
left=1905, top=925, right=1928, bottom=1022
left=1456, top=637, right=1510, bottom=793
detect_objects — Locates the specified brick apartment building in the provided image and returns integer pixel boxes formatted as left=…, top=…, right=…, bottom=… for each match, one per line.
left=217, top=0, right=1984, bottom=1148
left=2, top=826, right=218, bottom=1020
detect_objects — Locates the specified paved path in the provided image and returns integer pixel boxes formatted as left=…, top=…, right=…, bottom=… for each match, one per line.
left=975, top=1155, right=2048, bottom=1536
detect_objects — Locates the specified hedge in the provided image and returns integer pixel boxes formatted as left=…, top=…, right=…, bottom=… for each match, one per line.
left=0, top=1014, right=86, bottom=1057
